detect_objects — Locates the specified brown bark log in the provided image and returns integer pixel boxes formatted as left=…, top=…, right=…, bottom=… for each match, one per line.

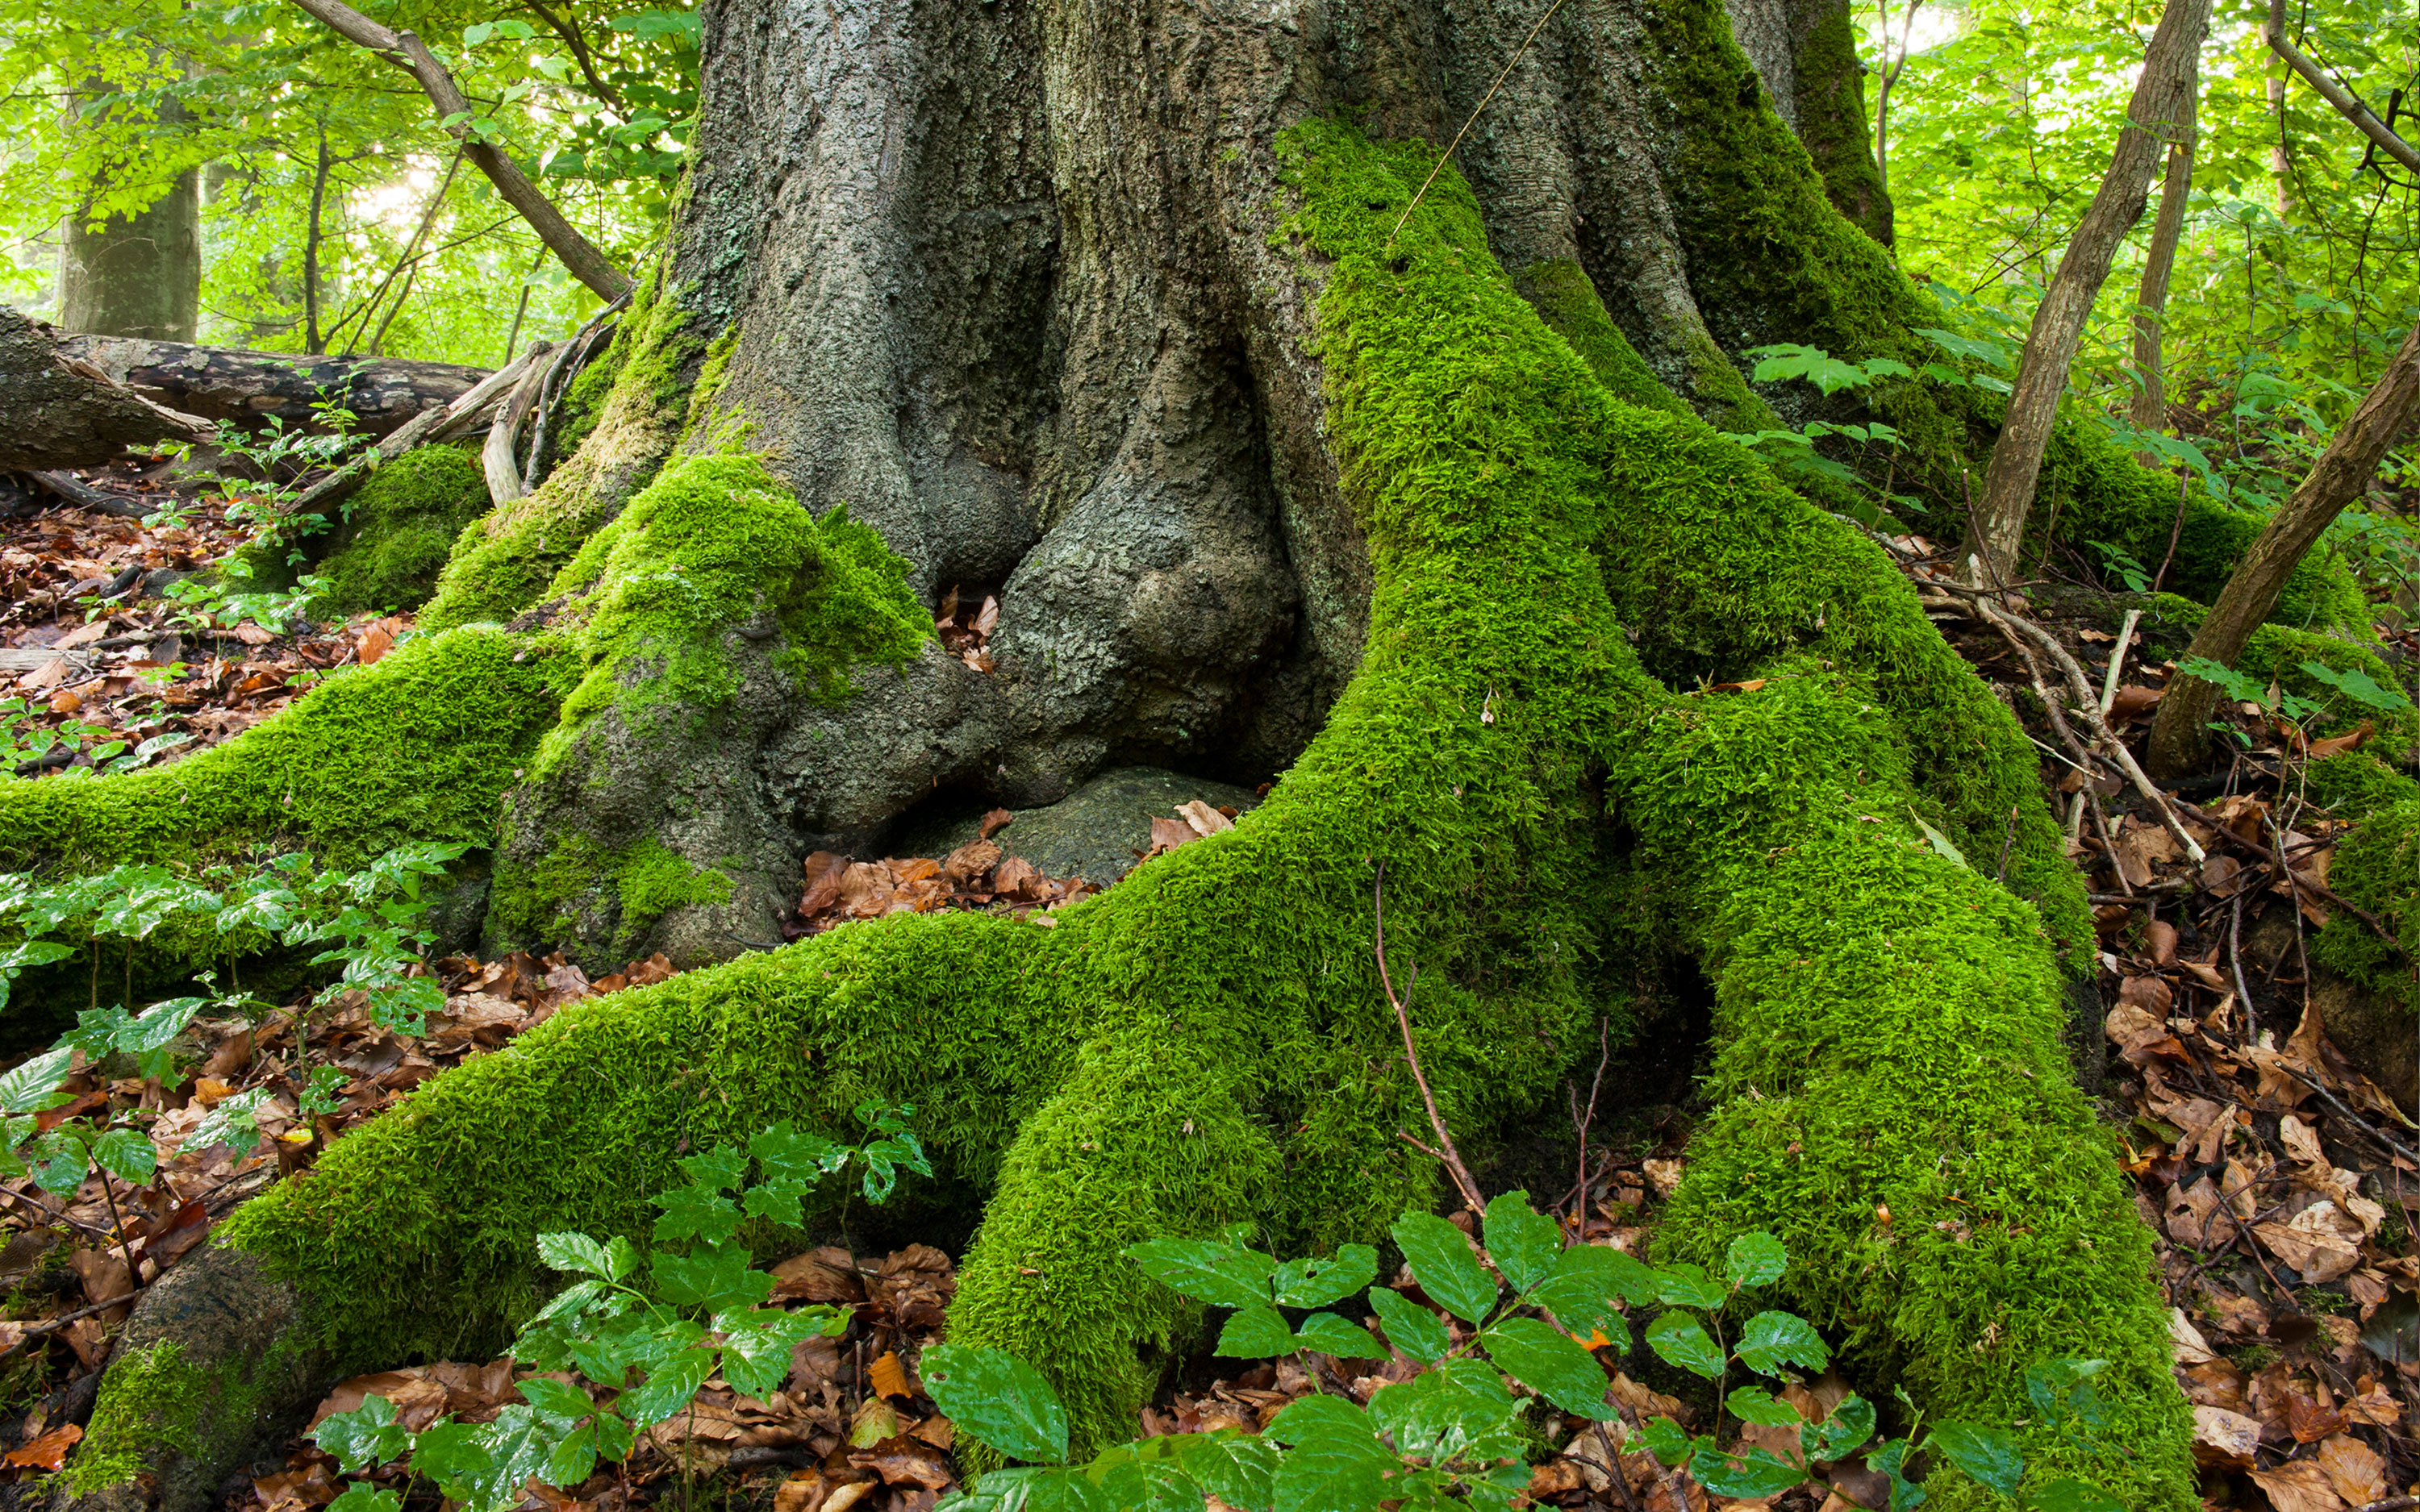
left=1961, top=0, right=2212, bottom=585
left=55, top=334, right=489, bottom=439
left=2145, top=320, right=2420, bottom=777
left=0, top=306, right=211, bottom=471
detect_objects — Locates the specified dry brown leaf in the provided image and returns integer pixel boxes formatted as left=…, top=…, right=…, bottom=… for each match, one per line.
left=2191, top=1405, right=2261, bottom=1468
left=3, top=1424, right=81, bottom=1470
left=2169, top=1307, right=2218, bottom=1364
left=231, top=622, right=278, bottom=648
left=2108, top=685, right=2163, bottom=721
left=2306, top=723, right=2374, bottom=760
left=1642, top=1159, right=1685, bottom=1198
left=774, top=1247, right=865, bottom=1304
left=2286, top=1391, right=2350, bottom=1443
left=2312, top=1434, right=2385, bottom=1505
left=800, top=852, right=849, bottom=916
left=941, top=840, right=1000, bottom=885
left=2248, top=1460, right=2348, bottom=1512
left=67, top=1247, right=133, bottom=1318
left=355, top=622, right=394, bottom=665
left=974, top=595, right=998, bottom=636
left=978, top=808, right=1014, bottom=840
left=60, top=1317, right=106, bottom=1370
left=868, top=1352, right=912, bottom=1400
left=2255, top=1202, right=2365, bottom=1283
left=1175, top=799, right=1233, bottom=838
left=774, top=1472, right=832, bottom=1512
left=1146, top=815, right=1195, bottom=856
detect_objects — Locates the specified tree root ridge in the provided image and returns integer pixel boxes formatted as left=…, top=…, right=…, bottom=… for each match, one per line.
left=53, top=125, right=2190, bottom=1510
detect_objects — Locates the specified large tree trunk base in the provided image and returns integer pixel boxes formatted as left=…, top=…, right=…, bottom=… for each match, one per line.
left=20, top=127, right=2198, bottom=1512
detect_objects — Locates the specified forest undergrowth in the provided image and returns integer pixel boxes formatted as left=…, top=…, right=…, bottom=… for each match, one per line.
left=0, top=457, right=2415, bottom=1512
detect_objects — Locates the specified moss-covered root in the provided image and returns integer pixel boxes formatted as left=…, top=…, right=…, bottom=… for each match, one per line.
left=0, top=625, right=563, bottom=873
left=60, top=1244, right=332, bottom=1512
left=311, top=444, right=493, bottom=615
left=1614, top=669, right=2195, bottom=1510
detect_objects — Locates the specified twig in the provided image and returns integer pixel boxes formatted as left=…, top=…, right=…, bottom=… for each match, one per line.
left=1591, top=1420, right=1648, bottom=1512
left=2174, top=797, right=2410, bottom=958
left=2151, top=471, right=2189, bottom=595
left=1565, top=1017, right=1612, bottom=1228
left=2088, top=790, right=2134, bottom=898
left=0, top=1293, right=133, bottom=1360
left=2097, top=608, right=2144, bottom=714
left=1375, top=864, right=1487, bottom=1218
left=2230, top=891, right=2258, bottom=1047
left=1386, top=0, right=1575, bottom=246
left=0, top=1185, right=112, bottom=1242
left=1994, top=803, right=2022, bottom=883
left=2271, top=814, right=2313, bottom=1020
left=2278, top=1061, right=2420, bottom=1164
left=2354, top=1495, right=2420, bottom=1512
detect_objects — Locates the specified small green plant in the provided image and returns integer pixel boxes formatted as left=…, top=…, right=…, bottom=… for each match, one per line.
left=0, top=698, right=191, bottom=780
left=1723, top=344, right=1928, bottom=527
left=161, top=568, right=330, bottom=635
left=306, top=1108, right=926, bottom=1512
left=2176, top=654, right=2412, bottom=748
left=924, top=1194, right=2128, bottom=1512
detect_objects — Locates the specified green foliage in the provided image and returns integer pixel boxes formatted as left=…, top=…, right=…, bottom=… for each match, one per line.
left=307, top=1118, right=903, bottom=1512
left=0, top=698, right=190, bottom=780
left=931, top=1206, right=2124, bottom=1512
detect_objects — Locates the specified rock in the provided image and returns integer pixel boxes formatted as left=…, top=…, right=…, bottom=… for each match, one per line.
left=891, top=765, right=1262, bottom=887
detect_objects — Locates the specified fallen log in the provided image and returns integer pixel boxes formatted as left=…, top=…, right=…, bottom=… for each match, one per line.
left=0, top=306, right=211, bottom=471
left=54, top=334, right=489, bottom=439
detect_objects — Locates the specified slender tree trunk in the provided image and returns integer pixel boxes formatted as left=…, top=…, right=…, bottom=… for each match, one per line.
left=303, top=125, right=331, bottom=355
left=2268, top=70, right=2294, bottom=215
left=1961, top=0, right=2213, bottom=586
left=2146, top=320, right=2420, bottom=777
left=2129, top=63, right=2197, bottom=458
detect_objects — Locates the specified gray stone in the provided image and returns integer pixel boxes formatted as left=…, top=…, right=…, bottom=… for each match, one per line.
left=891, top=765, right=1262, bottom=887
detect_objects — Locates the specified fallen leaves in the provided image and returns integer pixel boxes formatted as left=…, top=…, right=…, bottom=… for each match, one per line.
left=792, top=843, right=1095, bottom=935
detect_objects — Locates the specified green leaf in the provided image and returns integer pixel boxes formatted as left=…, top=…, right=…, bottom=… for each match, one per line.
left=1910, top=811, right=1969, bottom=869
left=717, top=1306, right=838, bottom=1397
left=1366, top=1285, right=1450, bottom=1364
left=1270, top=1243, right=1378, bottom=1309
left=1736, top=1310, right=1830, bottom=1375
left=1293, top=1310, right=1380, bottom=1360
left=1653, top=1263, right=1728, bottom=1310
left=958, top=1467, right=1109, bottom=1512
left=1640, top=1416, right=1693, bottom=1468
left=314, top=1394, right=414, bottom=1474
left=1481, top=1191, right=1560, bottom=1294
left=619, top=1348, right=716, bottom=1427
left=2024, top=1478, right=2126, bottom=1512
left=677, top=1145, right=748, bottom=1192
left=112, top=997, right=206, bottom=1079
left=1930, top=1421, right=2023, bottom=1496
left=533, top=1279, right=607, bottom=1325
left=1645, top=1311, right=1725, bottom=1378
left=1726, top=1388, right=1803, bottom=1427
left=1532, top=1243, right=1657, bottom=1341
left=1215, top=1305, right=1296, bottom=1358
left=750, top=1121, right=850, bottom=1184
left=1809, top=1394, right=1877, bottom=1461
left=1389, top=1213, right=1497, bottom=1323
left=1692, top=1447, right=1809, bottom=1501
left=0, top=1047, right=73, bottom=1116
left=742, top=1177, right=816, bottom=1228
left=327, top=1485, right=402, bottom=1512
left=517, top=1377, right=599, bottom=1426
left=593, top=1412, right=636, bottom=1463
left=183, top=1086, right=273, bottom=1160
left=653, top=1183, right=744, bottom=1246
left=1725, top=1231, right=1788, bottom=1289
left=90, top=1125, right=156, bottom=1185
left=1366, top=1361, right=1525, bottom=1463
left=1099, top=1456, right=1204, bottom=1512
left=651, top=1243, right=770, bottom=1314
left=1479, top=1318, right=1614, bottom=1418
left=536, top=1231, right=620, bottom=1280
left=1124, top=1239, right=1275, bottom=1309
left=2297, top=660, right=2414, bottom=711
left=540, top=1420, right=600, bottom=1490
left=922, top=1343, right=1070, bottom=1464
left=1170, top=1431, right=1279, bottom=1510
left=1871, top=1439, right=1926, bottom=1511
left=30, top=1132, right=88, bottom=1194
left=1266, top=1396, right=1398, bottom=1512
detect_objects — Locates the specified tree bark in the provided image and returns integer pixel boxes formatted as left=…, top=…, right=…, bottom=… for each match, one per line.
left=2265, top=0, right=2420, bottom=178
left=55, top=335, right=489, bottom=439
left=0, top=306, right=211, bottom=470
left=284, top=0, right=633, bottom=302
left=2128, top=72, right=2196, bottom=453
left=58, top=85, right=201, bottom=343
left=1961, top=0, right=2212, bottom=586
left=2145, top=319, right=2420, bottom=777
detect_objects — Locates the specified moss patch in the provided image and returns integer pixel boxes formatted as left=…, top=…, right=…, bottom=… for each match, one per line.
left=488, top=834, right=733, bottom=960
left=0, top=626, right=563, bottom=873
left=2313, top=799, right=2420, bottom=1017
left=313, top=445, right=494, bottom=615
left=64, top=1332, right=306, bottom=1497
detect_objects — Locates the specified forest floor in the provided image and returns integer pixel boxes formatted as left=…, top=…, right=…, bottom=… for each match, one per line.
left=0, top=467, right=2414, bottom=1512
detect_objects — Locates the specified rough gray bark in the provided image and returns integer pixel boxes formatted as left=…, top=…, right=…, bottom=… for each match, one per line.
left=489, top=0, right=1905, bottom=966
left=0, top=306, right=211, bottom=470
left=56, top=335, right=488, bottom=438
left=60, top=169, right=200, bottom=343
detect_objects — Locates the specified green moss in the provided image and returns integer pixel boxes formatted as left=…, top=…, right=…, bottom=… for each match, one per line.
left=531, top=451, right=928, bottom=781
left=1516, top=260, right=1690, bottom=417
left=313, top=445, right=493, bottom=615
left=215, top=126, right=2184, bottom=1507
left=0, top=626, right=564, bottom=873
left=2313, top=799, right=2420, bottom=1017
left=488, top=834, right=733, bottom=959
left=1613, top=669, right=2193, bottom=1510
left=65, top=1333, right=305, bottom=1497
left=422, top=256, right=714, bottom=632
left=1788, top=2, right=1893, bottom=246
left=2305, top=752, right=2420, bottom=821
left=546, top=333, right=623, bottom=476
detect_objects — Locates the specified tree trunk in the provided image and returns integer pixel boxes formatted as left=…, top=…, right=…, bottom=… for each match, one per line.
left=58, top=82, right=202, bottom=343
left=2128, top=69, right=2196, bottom=452
left=1961, top=0, right=2212, bottom=586
left=2145, top=319, right=2420, bottom=777
left=27, top=0, right=2201, bottom=1506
